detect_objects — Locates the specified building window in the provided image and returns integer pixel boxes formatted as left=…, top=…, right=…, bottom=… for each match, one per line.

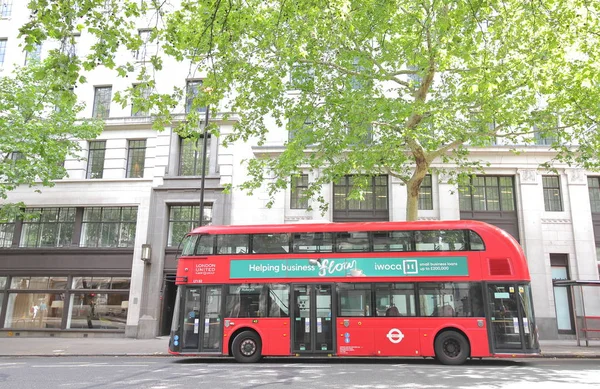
left=185, top=80, right=206, bottom=113
left=0, top=39, right=6, bottom=67
left=19, top=207, right=76, bottom=248
left=86, top=140, right=106, bottom=179
left=0, top=218, right=15, bottom=248
left=67, top=291, right=129, bottom=329
left=2, top=275, right=130, bottom=331
left=551, top=254, right=574, bottom=333
left=349, top=58, right=369, bottom=90
left=333, top=175, right=389, bottom=221
left=1, top=1, right=12, bottom=17
left=543, top=176, right=563, bottom=212
left=418, top=174, right=433, bottom=210
left=459, top=176, right=515, bottom=211
left=136, top=29, right=157, bottom=62
left=67, top=276, right=130, bottom=330
left=334, top=175, right=388, bottom=211
left=534, top=130, right=558, bottom=145
left=290, top=175, right=309, bottom=209
left=24, top=43, right=42, bottom=65
left=131, top=84, right=151, bottom=116
left=288, top=116, right=313, bottom=141
left=126, top=140, right=146, bottom=178
left=80, top=207, right=138, bottom=248
left=92, top=86, right=112, bottom=118
left=4, top=292, right=64, bottom=329
left=5, top=276, right=68, bottom=331
left=179, top=136, right=210, bottom=176
left=72, top=276, right=131, bottom=290
left=345, top=123, right=373, bottom=145
left=0, top=276, right=5, bottom=320
left=9, top=151, right=24, bottom=166
left=167, top=205, right=213, bottom=247
left=61, top=34, right=79, bottom=58
left=588, top=177, right=600, bottom=213
left=290, top=63, right=314, bottom=91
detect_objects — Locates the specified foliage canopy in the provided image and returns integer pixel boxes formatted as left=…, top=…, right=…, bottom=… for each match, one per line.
left=19, top=0, right=600, bottom=219
left=0, top=59, right=102, bottom=220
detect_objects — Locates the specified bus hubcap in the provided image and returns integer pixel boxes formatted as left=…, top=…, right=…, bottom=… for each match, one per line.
left=240, top=339, right=256, bottom=356
left=444, top=339, right=459, bottom=357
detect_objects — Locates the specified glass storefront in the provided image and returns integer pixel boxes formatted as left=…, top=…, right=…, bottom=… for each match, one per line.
left=0, top=275, right=130, bottom=331
left=67, top=292, right=129, bottom=330
left=4, top=292, right=64, bottom=329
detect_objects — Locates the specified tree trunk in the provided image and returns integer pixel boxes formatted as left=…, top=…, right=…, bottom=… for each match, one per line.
left=406, top=183, right=419, bottom=221
left=405, top=165, right=430, bottom=221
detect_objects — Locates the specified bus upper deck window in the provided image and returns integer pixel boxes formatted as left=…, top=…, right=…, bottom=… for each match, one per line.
left=373, top=231, right=412, bottom=252
left=469, top=230, right=485, bottom=251
left=292, top=232, right=333, bottom=253
left=195, top=235, right=215, bottom=255
left=181, top=235, right=198, bottom=256
left=217, top=234, right=250, bottom=254
left=252, top=233, right=290, bottom=254
left=415, top=230, right=466, bottom=251
left=336, top=231, right=369, bottom=252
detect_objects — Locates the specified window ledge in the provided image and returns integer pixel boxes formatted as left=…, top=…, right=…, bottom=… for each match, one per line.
left=0, top=247, right=135, bottom=254
left=163, top=174, right=220, bottom=180
left=59, top=177, right=152, bottom=183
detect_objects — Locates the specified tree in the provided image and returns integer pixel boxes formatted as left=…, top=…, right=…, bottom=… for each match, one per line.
left=19, top=0, right=600, bottom=220
left=0, top=59, right=103, bottom=220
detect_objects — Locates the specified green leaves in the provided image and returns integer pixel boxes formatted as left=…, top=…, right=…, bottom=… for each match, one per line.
left=0, top=61, right=103, bottom=219
left=14, top=0, right=600, bottom=220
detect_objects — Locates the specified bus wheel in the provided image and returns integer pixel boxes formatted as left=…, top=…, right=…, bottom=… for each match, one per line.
left=232, top=330, right=262, bottom=363
left=434, top=330, right=470, bottom=365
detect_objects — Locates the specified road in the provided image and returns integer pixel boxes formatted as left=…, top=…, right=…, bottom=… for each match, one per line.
left=0, top=357, right=599, bottom=389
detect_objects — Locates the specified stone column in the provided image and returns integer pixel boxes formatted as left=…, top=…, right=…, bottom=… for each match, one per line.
left=437, top=172, right=460, bottom=220
left=517, top=169, right=556, bottom=338
left=390, top=175, right=407, bottom=221
left=565, top=169, right=600, bottom=316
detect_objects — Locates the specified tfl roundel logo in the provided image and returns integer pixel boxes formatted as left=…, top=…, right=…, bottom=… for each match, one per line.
left=386, top=328, right=405, bottom=344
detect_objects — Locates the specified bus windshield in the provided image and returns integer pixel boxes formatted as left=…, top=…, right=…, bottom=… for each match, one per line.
left=181, top=234, right=198, bottom=256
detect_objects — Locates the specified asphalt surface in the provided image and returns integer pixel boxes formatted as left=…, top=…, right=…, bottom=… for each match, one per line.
left=1, top=336, right=600, bottom=358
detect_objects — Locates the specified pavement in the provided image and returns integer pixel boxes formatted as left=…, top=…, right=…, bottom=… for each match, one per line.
left=1, top=336, right=600, bottom=358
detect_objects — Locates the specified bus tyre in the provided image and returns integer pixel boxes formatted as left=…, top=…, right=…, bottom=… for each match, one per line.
left=232, top=331, right=262, bottom=363
left=434, top=330, right=470, bottom=365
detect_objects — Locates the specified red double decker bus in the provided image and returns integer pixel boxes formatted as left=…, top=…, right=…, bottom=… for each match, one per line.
left=168, top=220, right=539, bottom=364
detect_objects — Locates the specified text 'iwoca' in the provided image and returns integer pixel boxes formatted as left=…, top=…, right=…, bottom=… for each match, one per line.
left=374, top=263, right=403, bottom=271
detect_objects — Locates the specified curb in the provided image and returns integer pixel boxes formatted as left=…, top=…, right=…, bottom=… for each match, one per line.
left=0, top=353, right=599, bottom=359
left=540, top=354, right=600, bottom=358
left=0, top=353, right=173, bottom=357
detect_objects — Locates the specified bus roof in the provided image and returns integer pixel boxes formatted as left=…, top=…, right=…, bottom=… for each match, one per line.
left=189, top=220, right=504, bottom=236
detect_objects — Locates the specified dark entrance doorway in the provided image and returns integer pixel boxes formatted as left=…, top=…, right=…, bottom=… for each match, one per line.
left=160, top=273, right=177, bottom=336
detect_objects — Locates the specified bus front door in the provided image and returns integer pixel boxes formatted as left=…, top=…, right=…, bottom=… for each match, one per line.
left=181, top=286, right=223, bottom=353
left=292, top=284, right=334, bottom=355
left=487, top=284, right=536, bottom=353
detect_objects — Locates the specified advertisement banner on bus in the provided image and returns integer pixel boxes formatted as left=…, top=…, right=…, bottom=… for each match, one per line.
left=229, top=256, right=468, bottom=279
